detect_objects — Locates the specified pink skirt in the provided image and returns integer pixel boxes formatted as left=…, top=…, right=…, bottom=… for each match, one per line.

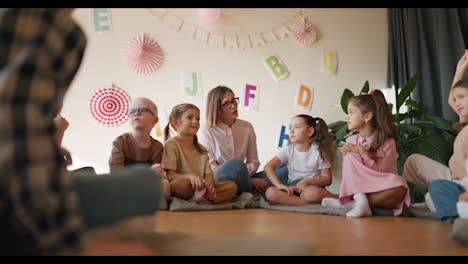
left=339, top=153, right=411, bottom=216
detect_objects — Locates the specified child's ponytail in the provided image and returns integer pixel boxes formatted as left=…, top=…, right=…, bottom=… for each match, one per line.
left=313, top=117, right=335, bottom=165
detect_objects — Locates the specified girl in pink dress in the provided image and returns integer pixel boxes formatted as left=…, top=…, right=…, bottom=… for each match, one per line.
left=322, top=89, right=410, bottom=217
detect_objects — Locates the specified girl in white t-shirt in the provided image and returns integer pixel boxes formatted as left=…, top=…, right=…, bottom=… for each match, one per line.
left=264, top=114, right=337, bottom=205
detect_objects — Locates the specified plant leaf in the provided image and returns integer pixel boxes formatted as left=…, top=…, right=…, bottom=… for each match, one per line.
left=411, top=134, right=453, bottom=165
left=397, top=123, right=421, bottom=135
left=340, top=88, right=354, bottom=114
left=396, top=74, right=420, bottom=113
left=405, top=98, right=423, bottom=111
left=424, top=115, right=456, bottom=133
left=335, top=124, right=351, bottom=145
left=328, top=121, right=348, bottom=132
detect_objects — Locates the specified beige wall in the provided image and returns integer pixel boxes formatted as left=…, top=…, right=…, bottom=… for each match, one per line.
left=65, top=8, right=388, bottom=187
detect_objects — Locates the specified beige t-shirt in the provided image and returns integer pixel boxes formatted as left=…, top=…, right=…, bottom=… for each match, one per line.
left=161, top=137, right=213, bottom=179
left=109, top=133, right=163, bottom=171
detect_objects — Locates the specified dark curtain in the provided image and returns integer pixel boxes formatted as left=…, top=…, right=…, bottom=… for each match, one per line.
left=387, top=8, right=468, bottom=121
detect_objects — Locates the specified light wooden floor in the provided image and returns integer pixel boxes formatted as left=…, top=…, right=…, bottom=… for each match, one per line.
left=154, top=208, right=468, bottom=255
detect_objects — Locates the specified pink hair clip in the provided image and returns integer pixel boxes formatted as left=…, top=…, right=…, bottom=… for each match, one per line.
left=362, top=89, right=375, bottom=95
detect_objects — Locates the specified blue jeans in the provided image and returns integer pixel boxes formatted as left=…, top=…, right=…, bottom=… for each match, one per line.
left=287, top=178, right=302, bottom=186
left=429, top=179, right=465, bottom=221
left=214, top=158, right=289, bottom=195
left=71, top=165, right=161, bottom=229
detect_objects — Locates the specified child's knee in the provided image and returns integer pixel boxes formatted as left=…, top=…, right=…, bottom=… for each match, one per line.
left=225, top=181, right=238, bottom=196
left=403, top=154, right=424, bottom=171
left=343, top=152, right=361, bottom=164
left=265, top=187, right=281, bottom=202
left=170, top=178, right=194, bottom=200
left=300, top=188, right=322, bottom=203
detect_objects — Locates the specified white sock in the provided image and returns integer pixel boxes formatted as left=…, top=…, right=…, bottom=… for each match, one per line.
left=457, top=201, right=468, bottom=219
left=346, top=193, right=372, bottom=218
left=189, top=188, right=207, bottom=203
left=425, top=192, right=437, bottom=212
left=321, top=198, right=355, bottom=209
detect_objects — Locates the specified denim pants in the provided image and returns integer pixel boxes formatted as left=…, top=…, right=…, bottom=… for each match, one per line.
left=71, top=165, right=161, bottom=229
left=214, top=158, right=289, bottom=195
left=429, top=179, right=465, bottom=221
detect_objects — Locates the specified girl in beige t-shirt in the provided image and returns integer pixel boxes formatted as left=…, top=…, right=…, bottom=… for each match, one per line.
left=162, top=103, right=237, bottom=203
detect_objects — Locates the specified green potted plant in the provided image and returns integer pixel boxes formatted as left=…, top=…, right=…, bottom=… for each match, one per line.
left=328, top=74, right=458, bottom=202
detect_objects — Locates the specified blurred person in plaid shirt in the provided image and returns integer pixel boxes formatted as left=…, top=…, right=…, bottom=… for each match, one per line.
left=0, top=8, right=161, bottom=255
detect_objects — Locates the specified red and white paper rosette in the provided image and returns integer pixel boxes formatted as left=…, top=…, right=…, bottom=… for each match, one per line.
left=123, top=33, right=164, bottom=74
left=290, top=17, right=318, bottom=47
left=89, top=84, right=131, bottom=127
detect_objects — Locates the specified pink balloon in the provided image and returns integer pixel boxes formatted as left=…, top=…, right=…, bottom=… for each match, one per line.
left=198, top=8, right=221, bottom=24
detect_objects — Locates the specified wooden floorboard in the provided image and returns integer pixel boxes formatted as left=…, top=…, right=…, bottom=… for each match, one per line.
left=154, top=209, right=468, bottom=255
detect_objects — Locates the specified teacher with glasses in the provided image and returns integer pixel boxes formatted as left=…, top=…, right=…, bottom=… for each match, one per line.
left=198, top=85, right=288, bottom=195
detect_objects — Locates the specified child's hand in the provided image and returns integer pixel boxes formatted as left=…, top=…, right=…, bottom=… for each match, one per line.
left=459, top=192, right=468, bottom=202
left=277, top=184, right=294, bottom=196
left=341, top=143, right=353, bottom=154
left=455, top=50, right=468, bottom=74
left=151, top=163, right=165, bottom=178
left=294, top=180, right=309, bottom=194
left=187, top=174, right=205, bottom=190
left=205, top=178, right=216, bottom=194
left=250, top=177, right=268, bottom=192
left=353, top=144, right=368, bottom=155
left=342, top=143, right=367, bottom=155
left=60, top=146, right=73, bottom=166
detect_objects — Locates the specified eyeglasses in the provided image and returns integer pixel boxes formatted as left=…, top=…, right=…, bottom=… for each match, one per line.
left=128, top=107, right=155, bottom=116
left=221, top=97, right=239, bottom=109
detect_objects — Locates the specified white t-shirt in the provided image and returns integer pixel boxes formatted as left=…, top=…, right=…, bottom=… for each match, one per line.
left=276, top=143, right=331, bottom=183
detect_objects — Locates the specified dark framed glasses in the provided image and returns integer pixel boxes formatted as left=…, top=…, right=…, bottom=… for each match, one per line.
left=128, top=107, right=155, bottom=116
left=221, top=97, right=240, bottom=109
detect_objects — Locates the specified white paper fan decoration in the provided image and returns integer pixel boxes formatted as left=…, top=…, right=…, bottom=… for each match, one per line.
left=123, top=33, right=164, bottom=74
left=290, top=16, right=318, bottom=47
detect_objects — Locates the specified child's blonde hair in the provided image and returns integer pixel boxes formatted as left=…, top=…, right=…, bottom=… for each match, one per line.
left=132, top=97, right=158, bottom=116
left=164, top=103, right=207, bottom=154
left=349, top=89, right=397, bottom=159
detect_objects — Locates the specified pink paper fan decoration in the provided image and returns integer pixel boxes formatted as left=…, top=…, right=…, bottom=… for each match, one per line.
left=123, top=33, right=164, bottom=74
left=89, top=84, right=131, bottom=127
left=290, top=17, right=318, bottom=47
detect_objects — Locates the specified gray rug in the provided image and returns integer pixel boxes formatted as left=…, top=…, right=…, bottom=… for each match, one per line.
left=259, top=197, right=439, bottom=220
left=259, top=197, right=350, bottom=216
left=166, top=192, right=260, bottom=212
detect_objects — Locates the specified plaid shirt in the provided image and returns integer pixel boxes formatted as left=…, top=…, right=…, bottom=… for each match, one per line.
left=0, top=9, right=87, bottom=255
